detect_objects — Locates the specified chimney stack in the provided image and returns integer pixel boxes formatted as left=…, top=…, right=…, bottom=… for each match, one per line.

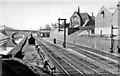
left=78, top=6, right=80, bottom=13
left=92, top=12, right=94, bottom=17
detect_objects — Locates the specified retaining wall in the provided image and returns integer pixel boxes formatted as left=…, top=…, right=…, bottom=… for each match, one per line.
left=50, top=30, right=118, bottom=53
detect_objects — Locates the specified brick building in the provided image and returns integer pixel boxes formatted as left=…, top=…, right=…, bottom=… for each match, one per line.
left=95, top=3, right=120, bottom=36
left=68, top=7, right=95, bottom=35
left=95, top=6, right=118, bottom=36
left=95, top=1, right=120, bottom=48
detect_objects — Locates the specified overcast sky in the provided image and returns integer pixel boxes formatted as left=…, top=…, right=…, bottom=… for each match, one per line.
left=0, top=0, right=120, bottom=30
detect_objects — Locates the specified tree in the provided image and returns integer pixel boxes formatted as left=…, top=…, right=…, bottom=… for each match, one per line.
left=1, top=29, right=7, bottom=36
left=45, top=24, right=52, bottom=30
left=51, top=23, right=58, bottom=28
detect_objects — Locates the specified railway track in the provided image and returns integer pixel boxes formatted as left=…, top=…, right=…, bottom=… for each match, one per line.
left=35, top=38, right=116, bottom=76
left=46, top=38, right=120, bottom=74
left=55, top=39, right=120, bottom=73
left=0, top=38, right=9, bottom=45
left=36, top=38, right=83, bottom=76
left=66, top=40, right=120, bottom=61
left=69, top=47, right=120, bottom=72
left=0, top=38, right=10, bottom=42
left=41, top=40, right=113, bottom=74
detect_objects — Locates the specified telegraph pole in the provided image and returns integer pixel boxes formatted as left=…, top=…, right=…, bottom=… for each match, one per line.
left=64, top=19, right=66, bottom=48
left=58, top=18, right=67, bottom=48
left=110, top=25, right=118, bottom=53
left=110, top=25, right=114, bottom=53
left=58, top=18, right=60, bottom=32
left=117, top=2, right=120, bottom=53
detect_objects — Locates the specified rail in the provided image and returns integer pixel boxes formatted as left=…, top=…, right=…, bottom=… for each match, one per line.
left=0, top=38, right=10, bottom=42
left=41, top=39, right=113, bottom=74
left=46, top=38, right=120, bottom=74
left=35, top=37, right=84, bottom=76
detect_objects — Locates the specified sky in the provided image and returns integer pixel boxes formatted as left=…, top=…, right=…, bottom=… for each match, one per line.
left=0, top=0, right=120, bottom=30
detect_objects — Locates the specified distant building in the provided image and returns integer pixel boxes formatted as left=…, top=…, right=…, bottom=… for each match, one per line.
left=68, top=7, right=95, bottom=35
left=38, top=29, right=51, bottom=37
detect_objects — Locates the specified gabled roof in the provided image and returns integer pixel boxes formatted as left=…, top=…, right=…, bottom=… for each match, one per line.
left=96, top=5, right=117, bottom=17
left=70, top=11, right=92, bottom=20
left=112, top=8, right=118, bottom=15
left=105, top=6, right=116, bottom=14
left=77, top=12, right=95, bottom=25
left=105, top=1, right=119, bottom=14
left=80, top=13, right=89, bottom=19
left=70, top=8, right=95, bottom=27
left=76, top=12, right=90, bottom=20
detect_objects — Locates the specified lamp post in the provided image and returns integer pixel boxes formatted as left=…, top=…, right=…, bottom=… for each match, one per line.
left=58, top=18, right=67, bottom=48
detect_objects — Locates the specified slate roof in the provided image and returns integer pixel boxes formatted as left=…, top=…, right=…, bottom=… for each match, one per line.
left=78, top=12, right=89, bottom=19
left=75, top=12, right=95, bottom=27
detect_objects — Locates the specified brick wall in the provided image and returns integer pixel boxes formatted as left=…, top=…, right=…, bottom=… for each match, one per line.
left=51, top=30, right=118, bottom=53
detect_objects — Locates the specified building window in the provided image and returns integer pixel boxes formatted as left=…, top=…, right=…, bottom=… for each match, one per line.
left=73, top=16, right=78, bottom=21
left=101, top=11, right=105, bottom=18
